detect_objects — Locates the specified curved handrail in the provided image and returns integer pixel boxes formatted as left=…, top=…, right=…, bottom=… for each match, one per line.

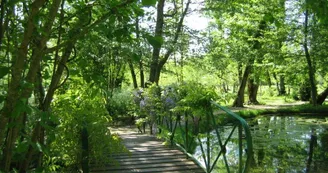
left=211, top=101, right=254, bottom=173
left=159, top=101, right=254, bottom=173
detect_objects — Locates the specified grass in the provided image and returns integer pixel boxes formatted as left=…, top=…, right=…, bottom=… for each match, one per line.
left=237, top=104, right=328, bottom=118
left=257, top=95, right=296, bottom=105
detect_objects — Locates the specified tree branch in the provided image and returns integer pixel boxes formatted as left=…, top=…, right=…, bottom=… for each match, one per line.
left=45, top=0, right=134, bottom=54
left=159, top=0, right=191, bottom=68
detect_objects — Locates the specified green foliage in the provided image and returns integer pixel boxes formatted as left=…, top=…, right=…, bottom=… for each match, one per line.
left=142, top=0, right=157, bottom=7
left=106, top=89, right=135, bottom=122
left=0, top=66, right=10, bottom=79
left=48, top=83, right=126, bottom=171
left=174, top=81, right=219, bottom=116
left=146, top=35, right=164, bottom=48
left=300, top=81, right=311, bottom=101
left=139, top=83, right=162, bottom=119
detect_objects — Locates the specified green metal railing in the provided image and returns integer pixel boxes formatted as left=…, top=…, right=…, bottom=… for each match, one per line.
left=158, top=101, right=254, bottom=173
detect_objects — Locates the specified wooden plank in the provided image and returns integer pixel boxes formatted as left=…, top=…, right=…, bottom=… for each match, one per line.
left=90, top=127, right=205, bottom=173
left=91, top=162, right=202, bottom=172
left=110, top=148, right=183, bottom=155
left=92, top=159, right=197, bottom=170
left=109, top=152, right=186, bottom=159
left=127, top=146, right=176, bottom=151
left=108, top=154, right=188, bottom=163
left=91, top=157, right=191, bottom=167
left=92, top=168, right=204, bottom=173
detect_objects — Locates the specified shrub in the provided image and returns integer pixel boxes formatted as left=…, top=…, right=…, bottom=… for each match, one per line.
left=47, top=85, right=127, bottom=171
left=106, top=89, right=135, bottom=124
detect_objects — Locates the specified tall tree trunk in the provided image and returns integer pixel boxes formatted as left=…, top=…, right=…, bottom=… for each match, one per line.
left=128, top=60, right=138, bottom=89
left=135, top=15, right=144, bottom=88
left=248, top=78, right=260, bottom=104
left=303, top=3, right=317, bottom=106
left=273, top=72, right=280, bottom=95
left=0, top=0, right=7, bottom=49
left=20, top=42, right=74, bottom=172
left=2, top=5, right=60, bottom=173
left=238, top=62, right=243, bottom=85
left=0, top=1, right=55, bottom=171
left=233, top=64, right=252, bottom=107
left=149, top=0, right=165, bottom=84
left=279, top=75, right=286, bottom=95
left=232, top=21, right=266, bottom=107
left=149, top=0, right=190, bottom=84
left=139, top=61, right=145, bottom=88
left=266, top=70, right=272, bottom=88
left=0, top=0, right=46, bottom=150
left=1, top=0, right=135, bottom=171
left=155, top=0, right=190, bottom=84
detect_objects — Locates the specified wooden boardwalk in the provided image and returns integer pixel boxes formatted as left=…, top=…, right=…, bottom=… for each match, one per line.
left=91, top=127, right=205, bottom=173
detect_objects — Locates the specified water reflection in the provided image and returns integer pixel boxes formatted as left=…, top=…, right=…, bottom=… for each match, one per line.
left=193, top=116, right=328, bottom=173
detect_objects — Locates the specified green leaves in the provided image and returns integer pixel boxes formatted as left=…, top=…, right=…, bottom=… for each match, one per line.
left=133, top=53, right=141, bottom=62
left=0, top=66, right=10, bottom=79
left=146, top=35, right=163, bottom=48
left=142, top=0, right=157, bottom=7
left=11, top=99, right=33, bottom=118
left=263, top=13, right=274, bottom=24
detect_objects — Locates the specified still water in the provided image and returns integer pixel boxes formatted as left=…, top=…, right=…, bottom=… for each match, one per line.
left=193, top=116, right=328, bottom=173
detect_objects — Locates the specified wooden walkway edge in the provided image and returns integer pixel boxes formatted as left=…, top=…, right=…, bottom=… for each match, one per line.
left=91, top=126, right=205, bottom=173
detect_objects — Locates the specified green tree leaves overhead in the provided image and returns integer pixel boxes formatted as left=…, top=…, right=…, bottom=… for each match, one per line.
left=142, top=0, right=157, bottom=7
left=146, top=35, right=164, bottom=48
left=0, top=66, right=10, bottom=79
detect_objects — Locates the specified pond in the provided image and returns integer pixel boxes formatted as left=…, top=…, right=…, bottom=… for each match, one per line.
left=192, top=115, right=328, bottom=173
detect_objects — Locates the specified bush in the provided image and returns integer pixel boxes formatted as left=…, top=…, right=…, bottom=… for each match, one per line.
left=47, top=85, right=127, bottom=171
left=106, top=89, right=135, bottom=124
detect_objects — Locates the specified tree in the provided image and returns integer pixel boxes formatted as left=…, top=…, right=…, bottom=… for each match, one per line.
left=0, top=0, right=137, bottom=171
left=148, top=0, right=191, bottom=84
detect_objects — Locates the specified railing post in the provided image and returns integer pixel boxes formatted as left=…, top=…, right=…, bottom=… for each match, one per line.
left=81, top=123, right=89, bottom=173
left=185, top=112, right=189, bottom=157
left=206, top=109, right=211, bottom=173
left=170, top=114, right=179, bottom=146
left=238, top=124, right=243, bottom=173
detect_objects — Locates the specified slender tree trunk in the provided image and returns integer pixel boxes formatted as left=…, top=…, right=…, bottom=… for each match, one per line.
left=149, top=0, right=190, bottom=84
left=149, top=0, right=165, bottom=84
left=0, top=0, right=7, bottom=49
left=273, top=72, right=280, bottom=95
left=266, top=70, right=272, bottom=88
left=233, top=64, right=252, bottom=107
left=3, top=0, right=62, bottom=170
left=248, top=78, right=260, bottom=104
left=128, top=60, right=138, bottom=89
left=155, top=0, right=190, bottom=84
left=139, top=61, right=145, bottom=88
left=232, top=21, right=266, bottom=107
left=238, top=62, right=243, bottom=85
left=2, top=0, right=135, bottom=171
left=303, top=4, right=317, bottom=106
left=135, top=15, right=144, bottom=88
left=0, top=1, right=50, bottom=171
left=317, top=87, right=328, bottom=105
left=279, top=75, right=286, bottom=95
left=0, top=0, right=46, bottom=150
left=20, top=42, right=74, bottom=172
